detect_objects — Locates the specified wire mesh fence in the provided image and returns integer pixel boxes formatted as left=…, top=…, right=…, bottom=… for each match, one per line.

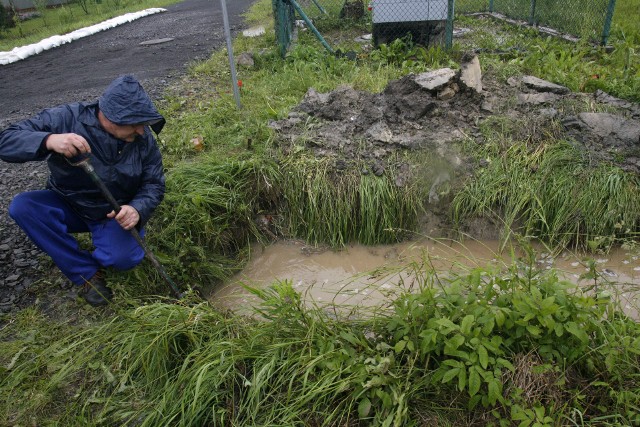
left=272, top=0, right=618, bottom=57
left=456, top=0, right=617, bottom=45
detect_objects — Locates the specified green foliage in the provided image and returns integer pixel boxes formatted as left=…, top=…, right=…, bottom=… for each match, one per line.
left=455, top=5, right=640, bottom=103
left=371, top=36, right=454, bottom=72
left=145, top=157, right=281, bottom=288
left=513, top=38, right=640, bottom=103
left=280, top=156, right=420, bottom=247
left=452, top=140, right=640, bottom=250
left=1, top=260, right=638, bottom=425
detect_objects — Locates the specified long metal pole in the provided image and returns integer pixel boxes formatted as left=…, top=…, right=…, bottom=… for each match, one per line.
left=220, top=0, right=242, bottom=110
left=529, top=0, right=536, bottom=25
left=445, top=0, right=455, bottom=49
left=75, top=158, right=184, bottom=299
left=601, top=0, right=617, bottom=46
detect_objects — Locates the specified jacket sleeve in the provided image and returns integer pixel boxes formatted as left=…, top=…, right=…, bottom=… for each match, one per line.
left=128, top=136, right=165, bottom=227
left=0, top=106, right=74, bottom=163
left=0, top=110, right=60, bottom=163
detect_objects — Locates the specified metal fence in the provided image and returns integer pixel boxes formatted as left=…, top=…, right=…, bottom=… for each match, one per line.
left=456, top=0, right=617, bottom=45
left=272, top=0, right=617, bottom=57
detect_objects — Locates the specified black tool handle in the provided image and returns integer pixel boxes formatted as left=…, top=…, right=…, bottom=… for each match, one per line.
left=77, top=159, right=184, bottom=299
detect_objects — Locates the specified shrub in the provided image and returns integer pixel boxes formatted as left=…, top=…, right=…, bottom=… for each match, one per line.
left=0, top=6, right=16, bottom=31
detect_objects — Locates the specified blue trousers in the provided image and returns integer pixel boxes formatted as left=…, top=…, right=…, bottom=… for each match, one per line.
left=9, top=190, right=145, bottom=285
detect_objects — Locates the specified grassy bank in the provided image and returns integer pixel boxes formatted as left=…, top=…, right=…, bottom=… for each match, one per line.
left=0, top=0, right=639, bottom=425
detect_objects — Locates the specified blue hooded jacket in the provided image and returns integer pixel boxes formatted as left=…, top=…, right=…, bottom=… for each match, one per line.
left=0, top=75, right=165, bottom=226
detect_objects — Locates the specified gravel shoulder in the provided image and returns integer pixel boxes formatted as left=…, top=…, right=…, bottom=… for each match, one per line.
left=0, top=0, right=255, bottom=313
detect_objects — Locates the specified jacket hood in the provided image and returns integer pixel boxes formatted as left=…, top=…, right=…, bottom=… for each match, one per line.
left=98, top=75, right=165, bottom=134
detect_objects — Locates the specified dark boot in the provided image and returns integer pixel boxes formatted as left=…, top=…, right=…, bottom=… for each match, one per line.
left=79, top=270, right=113, bottom=306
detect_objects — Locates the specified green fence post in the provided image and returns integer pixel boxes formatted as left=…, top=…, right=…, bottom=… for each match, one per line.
left=310, top=0, right=327, bottom=15
left=601, top=0, right=617, bottom=45
left=288, top=0, right=334, bottom=53
left=445, top=0, right=454, bottom=49
left=277, top=0, right=286, bottom=56
left=489, top=0, right=493, bottom=13
left=529, top=0, right=536, bottom=25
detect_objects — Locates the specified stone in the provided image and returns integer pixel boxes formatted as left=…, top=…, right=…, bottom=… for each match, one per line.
left=522, top=75, right=570, bottom=94
left=242, top=26, right=265, bottom=38
left=139, top=38, right=174, bottom=46
left=366, top=121, right=393, bottom=143
left=437, top=86, right=456, bottom=100
left=414, top=68, right=456, bottom=91
left=236, top=52, right=255, bottom=68
left=517, top=93, right=560, bottom=105
left=575, top=113, right=640, bottom=147
left=460, top=55, right=483, bottom=93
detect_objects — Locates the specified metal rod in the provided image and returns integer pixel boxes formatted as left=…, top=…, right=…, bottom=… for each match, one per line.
left=529, top=0, right=536, bottom=25
left=220, top=0, right=242, bottom=110
left=446, top=0, right=455, bottom=49
left=310, top=0, right=327, bottom=15
left=288, top=0, right=334, bottom=54
left=77, top=158, right=184, bottom=299
left=601, top=0, right=617, bottom=46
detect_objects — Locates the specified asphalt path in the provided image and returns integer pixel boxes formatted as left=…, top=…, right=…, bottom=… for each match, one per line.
left=0, top=0, right=256, bottom=128
left=0, top=0, right=256, bottom=311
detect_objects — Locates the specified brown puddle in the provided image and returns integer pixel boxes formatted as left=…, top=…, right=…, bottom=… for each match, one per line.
left=208, top=239, right=640, bottom=319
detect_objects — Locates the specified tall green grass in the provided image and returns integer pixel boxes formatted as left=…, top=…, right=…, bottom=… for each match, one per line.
left=452, top=140, right=640, bottom=251
left=280, top=156, right=420, bottom=247
left=147, top=157, right=281, bottom=288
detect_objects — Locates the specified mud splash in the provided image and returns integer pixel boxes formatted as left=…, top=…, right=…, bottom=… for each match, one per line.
left=208, top=239, right=640, bottom=319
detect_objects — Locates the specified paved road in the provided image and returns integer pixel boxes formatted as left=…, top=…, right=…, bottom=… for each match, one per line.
left=0, top=0, right=256, bottom=312
left=0, top=0, right=256, bottom=128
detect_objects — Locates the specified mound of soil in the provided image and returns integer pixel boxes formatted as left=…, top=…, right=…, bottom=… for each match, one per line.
left=269, top=56, right=640, bottom=237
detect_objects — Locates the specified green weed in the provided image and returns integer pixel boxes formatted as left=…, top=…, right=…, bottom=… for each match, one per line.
left=452, top=139, right=640, bottom=251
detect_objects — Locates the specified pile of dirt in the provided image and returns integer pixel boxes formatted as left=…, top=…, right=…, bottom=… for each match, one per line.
left=269, top=56, right=640, bottom=237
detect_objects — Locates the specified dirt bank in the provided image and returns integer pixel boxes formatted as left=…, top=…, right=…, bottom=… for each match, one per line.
left=269, top=56, right=640, bottom=238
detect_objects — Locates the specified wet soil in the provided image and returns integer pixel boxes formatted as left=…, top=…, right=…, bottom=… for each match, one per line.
left=233, top=55, right=640, bottom=317
left=0, top=0, right=255, bottom=313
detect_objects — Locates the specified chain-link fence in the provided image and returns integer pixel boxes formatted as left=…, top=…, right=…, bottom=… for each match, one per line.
left=272, top=0, right=617, bottom=57
left=456, top=0, right=617, bottom=45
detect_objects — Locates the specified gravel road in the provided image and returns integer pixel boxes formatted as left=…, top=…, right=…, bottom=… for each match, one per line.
left=0, top=0, right=256, bottom=312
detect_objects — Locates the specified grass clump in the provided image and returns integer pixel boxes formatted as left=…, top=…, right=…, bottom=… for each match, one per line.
left=280, top=156, right=420, bottom=247
left=452, top=139, right=640, bottom=251
left=144, top=157, right=280, bottom=289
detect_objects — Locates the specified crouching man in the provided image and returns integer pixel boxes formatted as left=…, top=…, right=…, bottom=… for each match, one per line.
left=0, top=75, right=166, bottom=306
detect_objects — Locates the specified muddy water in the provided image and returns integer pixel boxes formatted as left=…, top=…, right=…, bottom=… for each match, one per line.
left=208, top=239, right=640, bottom=319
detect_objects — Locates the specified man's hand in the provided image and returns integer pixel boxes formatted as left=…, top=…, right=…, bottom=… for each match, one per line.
left=107, top=205, right=140, bottom=230
left=45, top=133, right=91, bottom=158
